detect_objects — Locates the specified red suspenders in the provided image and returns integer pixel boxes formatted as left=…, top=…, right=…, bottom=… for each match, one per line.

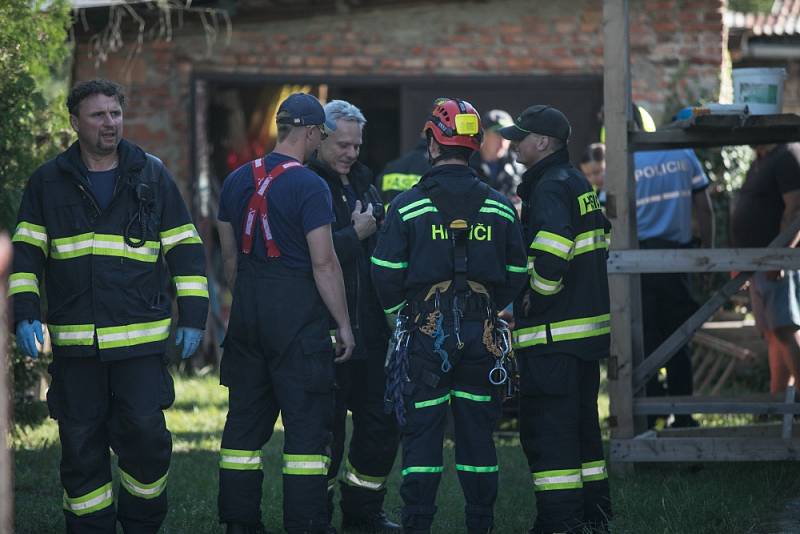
left=240, top=158, right=302, bottom=256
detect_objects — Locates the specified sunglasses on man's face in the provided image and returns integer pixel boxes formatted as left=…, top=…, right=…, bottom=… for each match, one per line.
left=308, top=125, right=328, bottom=140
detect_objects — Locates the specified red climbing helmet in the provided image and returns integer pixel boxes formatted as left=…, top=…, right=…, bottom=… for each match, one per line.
left=424, top=97, right=483, bottom=152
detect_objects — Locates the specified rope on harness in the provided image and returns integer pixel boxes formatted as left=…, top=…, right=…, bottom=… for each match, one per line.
left=432, top=311, right=452, bottom=373
left=384, top=316, right=411, bottom=426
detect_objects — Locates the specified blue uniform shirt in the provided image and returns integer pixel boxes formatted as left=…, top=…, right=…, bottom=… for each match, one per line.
left=87, top=169, right=116, bottom=211
left=218, top=152, right=335, bottom=270
left=634, top=149, right=709, bottom=244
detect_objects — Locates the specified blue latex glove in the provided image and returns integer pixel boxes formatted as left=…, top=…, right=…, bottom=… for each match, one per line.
left=16, top=320, right=43, bottom=359
left=175, top=327, right=203, bottom=359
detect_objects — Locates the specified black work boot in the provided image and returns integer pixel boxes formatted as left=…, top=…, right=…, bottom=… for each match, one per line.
left=226, top=522, right=269, bottom=534
left=342, top=510, right=401, bottom=533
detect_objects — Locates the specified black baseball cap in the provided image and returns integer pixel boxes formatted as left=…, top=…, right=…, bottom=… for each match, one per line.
left=483, top=109, right=514, bottom=132
left=276, top=93, right=337, bottom=131
left=499, top=105, right=571, bottom=142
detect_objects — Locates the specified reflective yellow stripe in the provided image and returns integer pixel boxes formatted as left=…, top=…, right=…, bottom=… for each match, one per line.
left=371, top=256, right=408, bottom=269
left=550, top=314, right=611, bottom=342
left=533, top=469, right=583, bottom=491
left=219, top=448, right=263, bottom=470
left=384, top=300, right=407, bottom=315
left=512, top=325, right=547, bottom=349
left=530, top=265, right=563, bottom=296
left=402, top=206, right=438, bottom=222
left=581, top=460, right=608, bottom=482
left=398, top=198, right=432, bottom=214
left=283, top=454, right=331, bottom=475
left=50, top=233, right=160, bottom=262
left=119, top=469, right=168, bottom=499
left=49, top=324, right=96, bottom=346
left=12, top=221, right=48, bottom=256
left=530, top=231, right=574, bottom=260
left=382, top=173, right=420, bottom=191
left=173, top=275, right=209, bottom=298
left=63, top=482, right=113, bottom=516
left=160, top=224, right=202, bottom=254
left=342, top=459, right=386, bottom=490
left=573, top=229, right=608, bottom=256
left=483, top=198, right=516, bottom=219
left=96, top=318, right=171, bottom=350
left=8, top=272, right=39, bottom=296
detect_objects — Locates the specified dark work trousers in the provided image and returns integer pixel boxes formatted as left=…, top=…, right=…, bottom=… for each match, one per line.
left=327, top=344, right=400, bottom=520
left=47, top=354, right=174, bottom=534
left=518, top=352, right=611, bottom=534
left=399, top=320, right=502, bottom=534
left=218, top=258, right=335, bottom=533
left=640, top=239, right=698, bottom=425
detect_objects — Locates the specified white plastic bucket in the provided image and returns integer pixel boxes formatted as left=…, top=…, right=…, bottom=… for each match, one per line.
left=732, top=68, right=786, bottom=114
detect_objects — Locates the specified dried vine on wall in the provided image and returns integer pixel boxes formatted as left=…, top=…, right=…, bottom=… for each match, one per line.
left=74, top=0, right=232, bottom=77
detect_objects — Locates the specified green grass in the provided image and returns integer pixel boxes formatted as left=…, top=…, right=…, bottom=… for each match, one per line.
left=13, top=375, right=800, bottom=533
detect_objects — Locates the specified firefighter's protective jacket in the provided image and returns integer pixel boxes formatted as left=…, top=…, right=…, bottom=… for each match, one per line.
left=512, top=149, right=611, bottom=360
left=370, top=164, right=527, bottom=314
left=9, top=139, right=208, bottom=361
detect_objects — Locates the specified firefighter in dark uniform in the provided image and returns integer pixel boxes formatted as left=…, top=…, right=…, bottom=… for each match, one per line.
left=372, top=98, right=527, bottom=534
left=10, top=79, right=208, bottom=533
left=469, top=109, right=525, bottom=203
left=500, top=106, right=612, bottom=534
left=216, top=93, right=355, bottom=534
left=306, top=99, right=400, bottom=532
left=375, top=132, right=430, bottom=205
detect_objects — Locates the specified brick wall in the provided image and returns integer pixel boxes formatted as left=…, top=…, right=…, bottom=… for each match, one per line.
left=73, top=0, right=725, bottom=191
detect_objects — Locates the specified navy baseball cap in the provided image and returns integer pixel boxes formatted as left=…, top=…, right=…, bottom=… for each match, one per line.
left=499, top=105, right=571, bottom=142
left=276, top=93, right=337, bottom=131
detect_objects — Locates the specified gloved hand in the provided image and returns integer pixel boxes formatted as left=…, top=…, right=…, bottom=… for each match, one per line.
left=175, top=327, right=203, bottom=359
left=16, top=320, right=43, bottom=359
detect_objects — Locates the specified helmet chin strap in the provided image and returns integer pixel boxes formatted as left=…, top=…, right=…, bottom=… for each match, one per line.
left=426, top=134, right=448, bottom=166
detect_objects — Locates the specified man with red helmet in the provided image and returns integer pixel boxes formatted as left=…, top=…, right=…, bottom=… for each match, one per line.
left=371, top=98, right=527, bottom=533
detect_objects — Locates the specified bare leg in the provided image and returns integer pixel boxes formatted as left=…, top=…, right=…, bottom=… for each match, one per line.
left=766, top=329, right=791, bottom=394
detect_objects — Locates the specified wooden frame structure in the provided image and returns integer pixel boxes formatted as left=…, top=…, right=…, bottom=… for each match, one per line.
left=603, top=0, right=800, bottom=467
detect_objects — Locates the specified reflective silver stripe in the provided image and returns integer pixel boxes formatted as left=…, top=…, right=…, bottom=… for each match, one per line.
left=161, top=229, right=197, bottom=246
left=532, top=235, right=573, bottom=256
left=15, top=226, right=47, bottom=242
left=582, top=466, right=606, bottom=477
left=514, top=328, right=547, bottom=345
left=533, top=473, right=582, bottom=487
left=221, top=455, right=261, bottom=466
left=64, top=488, right=113, bottom=512
left=285, top=461, right=328, bottom=470
left=636, top=189, right=691, bottom=207
left=344, top=471, right=384, bottom=490
left=98, top=324, right=168, bottom=344
left=92, top=237, right=159, bottom=259
left=550, top=318, right=611, bottom=338
left=573, top=232, right=607, bottom=252
left=691, top=174, right=705, bottom=186
left=52, top=238, right=93, bottom=255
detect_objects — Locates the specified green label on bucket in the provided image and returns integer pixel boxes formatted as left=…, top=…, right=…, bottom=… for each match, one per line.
left=740, top=83, right=778, bottom=104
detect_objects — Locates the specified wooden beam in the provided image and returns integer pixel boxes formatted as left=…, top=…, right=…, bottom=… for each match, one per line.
left=607, top=248, right=800, bottom=273
left=657, top=422, right=792, bottom=438
left=693, top=331, right=755, bottom=361
left=603, top=0, right=643, bottom=473
left=632, top=214, right=800, bottom=392
left=630, top=113, right=800, bottom=150
left=633, top=396, right=800, bottom=415
left=611, top=437, right=800, bottom=462
left=0, top=233, right=12, bottom=533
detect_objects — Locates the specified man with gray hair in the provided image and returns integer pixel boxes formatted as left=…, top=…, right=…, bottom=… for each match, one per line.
left=307, top=100, right=401, bottom=532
